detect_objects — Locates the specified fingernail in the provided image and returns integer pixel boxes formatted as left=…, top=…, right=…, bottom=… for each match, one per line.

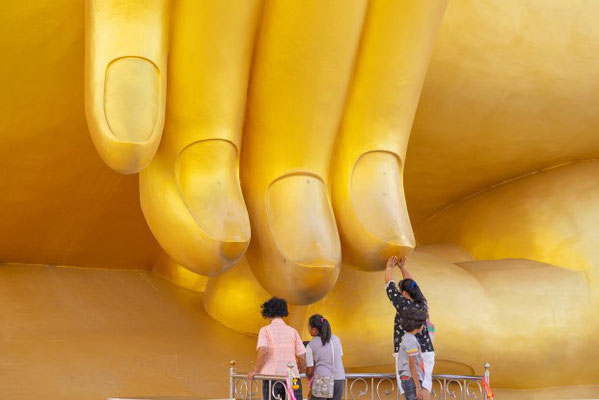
left=266, top=174, right=340, bottom=268
left=177, top=140, right=251, bottom=247
left=351, top=151, right=415, bottom=250
left=104, top=57, right=159, bottom=142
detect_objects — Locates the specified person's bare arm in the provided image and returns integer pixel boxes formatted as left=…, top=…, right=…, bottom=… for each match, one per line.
left=306, top=366, right=314, bottom=379
left=248, top=347, right=268, bottom=380
left=385, top=256, right=398, bottom=284
left=409, top=357, right=423, bottom=400
left=398, top=256, right=413, bottom=280
left=297, top=353, right=307, bottom=373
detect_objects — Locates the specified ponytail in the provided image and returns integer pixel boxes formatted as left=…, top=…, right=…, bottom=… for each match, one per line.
left=309, top=314, right=332, bottom=345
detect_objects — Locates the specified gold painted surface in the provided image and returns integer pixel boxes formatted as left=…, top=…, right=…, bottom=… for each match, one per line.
left=203, top=257, right=308, bottom=336
left=406, top=0, right=599, bottom=226
left=2, top=263, right=597, bottom=400
left=493, top=385, right=599, bottom=400
left=203, top=257, right=270, bottom=335
left=85, top=0, right=171, bottom=173
left=239, top=0, right=368, bottom=304
left=418, top=160, right=599, bottom=286
left=303, top=251, right=492, bottom=370
left=0, top=264, right=256, bottom=400
left=2, top=0, right=599, bottom=270
left=415, top=244, right=475, bottom=264
left=411, top=162, right=599, bottom=386
left=201, top=244, right=599, bottom=388
left=139, top=0, right=260, bottom=276
left=305, top=251, right=599, bottom=388
left=86, top=0, right=447, bottom=305
left=0, top=1, right=161, bottom=269
left=1, top=0, right=599, bottom=396
left=152, top=252, right=209, bottom=292
left=330, top=0, right=447, bottom=271
left=202, top=245, right=598, bottom=388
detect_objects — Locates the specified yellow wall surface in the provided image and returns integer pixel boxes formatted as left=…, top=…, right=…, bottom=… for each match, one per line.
left=0, top=264, right=256, bottom=400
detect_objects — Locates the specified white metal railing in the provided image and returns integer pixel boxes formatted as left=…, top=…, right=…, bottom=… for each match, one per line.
left=106, top=360, right=491, bottom=400
left=229, top=360, right=492, bottom=400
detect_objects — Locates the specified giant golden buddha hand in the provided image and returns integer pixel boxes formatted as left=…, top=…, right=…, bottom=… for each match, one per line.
left=326, top=162, right=599, bottom=387
left=201, top=163, right=599, bottom=388
left=81, top=0, right=599, bottom=390
left=85, top=0, right=446, bottom=301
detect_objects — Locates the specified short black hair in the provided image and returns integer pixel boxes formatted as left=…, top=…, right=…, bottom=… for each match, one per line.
left=400, top=306, right=427, bottom=332
left=261, top=297, right=289, bottom=319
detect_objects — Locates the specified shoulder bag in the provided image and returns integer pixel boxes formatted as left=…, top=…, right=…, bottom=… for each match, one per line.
left=311, top=339, right=336, bottom=398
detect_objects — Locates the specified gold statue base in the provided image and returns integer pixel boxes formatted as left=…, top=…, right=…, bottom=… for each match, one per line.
left=2, top=263, right=597, bottom=400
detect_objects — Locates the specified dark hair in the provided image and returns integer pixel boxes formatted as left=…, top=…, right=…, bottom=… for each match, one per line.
left=261, top=297, right=289, bottom=319
left=398, top=279, right=428, bottom=309
left=309, top=314, right=332, bottom=345
left=400, top=306, right=427, bottom=332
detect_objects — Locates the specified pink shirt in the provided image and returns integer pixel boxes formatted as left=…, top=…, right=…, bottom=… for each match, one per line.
left=256, top=318, right=306, bottom=376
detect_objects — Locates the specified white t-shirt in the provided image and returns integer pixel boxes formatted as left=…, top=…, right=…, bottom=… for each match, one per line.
left=306, top=345, right=314, bottom=367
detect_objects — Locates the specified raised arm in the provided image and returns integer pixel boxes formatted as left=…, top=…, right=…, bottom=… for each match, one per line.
left=385, top=255, right=398, bottom=284
left=397, top=256, right=413, bottom=280
left=386, top=256, right=410, bottom=310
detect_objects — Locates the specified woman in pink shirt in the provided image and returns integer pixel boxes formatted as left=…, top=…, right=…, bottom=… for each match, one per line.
left=248, top=297, right=306, bottom=400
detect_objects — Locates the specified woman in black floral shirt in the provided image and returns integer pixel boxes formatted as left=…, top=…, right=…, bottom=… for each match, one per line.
left=385, top=256, right=435, bottom=400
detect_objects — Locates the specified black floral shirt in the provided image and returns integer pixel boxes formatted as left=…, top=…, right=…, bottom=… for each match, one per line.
left=386, top=281, right=434, bottom=353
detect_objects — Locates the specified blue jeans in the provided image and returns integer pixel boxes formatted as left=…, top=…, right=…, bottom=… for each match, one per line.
left=400, top=377, right=422, bottom=400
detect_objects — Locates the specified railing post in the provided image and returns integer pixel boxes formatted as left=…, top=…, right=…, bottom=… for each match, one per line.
left=370, top=378, right=374, bottom=400
left=483, top=363, right=490, bottom=400
left=230, top=360, right=237, bottom=400
left=345, top=378, right=348, bottom=400
left=287, top=362, right=295, bottom=400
